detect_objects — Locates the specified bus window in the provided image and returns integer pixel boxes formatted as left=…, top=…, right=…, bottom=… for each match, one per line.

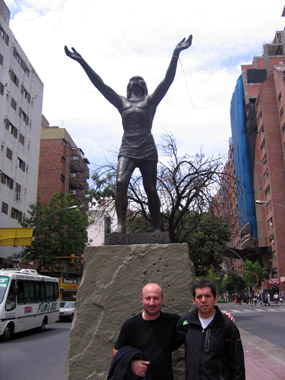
left=5, top=280, right=16, bottom=311
left=0, top=276, right=9, bottom=304
left=17, top=280, right=25, bottom=304
left=24, top=281, right=36, bottom=303
left=46, top=282, right=55, bottom=301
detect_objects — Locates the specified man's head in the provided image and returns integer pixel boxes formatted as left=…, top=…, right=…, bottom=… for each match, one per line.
left=127, top=76, right=148, bottom=98
left=192, top=280, right=218, bottom=318
left=141, top=282, right=163, bottom=320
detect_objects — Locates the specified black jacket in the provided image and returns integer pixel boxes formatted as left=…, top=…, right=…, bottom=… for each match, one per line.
left=176, top=306, right=245, bottom=380
left=107, top=346, right=151, bottom=380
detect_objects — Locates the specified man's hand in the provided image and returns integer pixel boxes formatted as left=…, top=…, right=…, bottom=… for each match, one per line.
left=131, top=360, right=150, bottom=377
left=224, top=311, right=235, bottom=323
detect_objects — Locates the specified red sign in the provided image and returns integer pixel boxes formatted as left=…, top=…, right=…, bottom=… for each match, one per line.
left=265, top=278, right=280, bottom=287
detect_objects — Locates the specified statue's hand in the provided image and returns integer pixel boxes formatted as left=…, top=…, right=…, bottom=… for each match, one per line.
left=64, top=46, right=83, bottom=61
left=175, top=35, right=193, bottom=54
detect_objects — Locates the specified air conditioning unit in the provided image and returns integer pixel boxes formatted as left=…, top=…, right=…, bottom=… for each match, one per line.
left=16, top=192, right=21, bottom=199
left=70, top=190, right=76, bottom=194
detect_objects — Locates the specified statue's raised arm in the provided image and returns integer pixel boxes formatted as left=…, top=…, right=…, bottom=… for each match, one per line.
left=64, top=46, right=122, bottom=111
left=150, top=34, right=192, bottom=106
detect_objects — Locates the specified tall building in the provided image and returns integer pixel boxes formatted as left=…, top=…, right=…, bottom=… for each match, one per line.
left=0, top=0, right=44, bottom=259
left=37, top=116, right=90, bottom=205
left=227, top=28, right=285, bottom=291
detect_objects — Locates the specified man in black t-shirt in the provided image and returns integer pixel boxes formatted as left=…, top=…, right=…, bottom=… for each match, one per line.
left=112, top=283, right=182, bottom=380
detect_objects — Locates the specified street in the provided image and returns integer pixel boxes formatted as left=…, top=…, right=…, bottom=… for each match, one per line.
left=0, top=304, right=285, bottom=380
left=0, top=321, right=71, bottom=380
left=220, top=302, right=285, bottom=349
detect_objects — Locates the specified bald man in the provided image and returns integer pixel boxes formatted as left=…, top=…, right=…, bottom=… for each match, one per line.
left=112, top=283, right=180, bottom=380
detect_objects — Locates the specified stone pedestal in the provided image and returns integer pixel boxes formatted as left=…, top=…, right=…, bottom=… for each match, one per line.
left=65, top=243, right=194, bottom=380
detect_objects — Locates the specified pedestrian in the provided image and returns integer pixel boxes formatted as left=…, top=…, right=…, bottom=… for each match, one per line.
left=253, top=296, right=257, bottom=306
left=273, top=293, right=279, bottom=305
left=176, top=280, right=245, bottom=380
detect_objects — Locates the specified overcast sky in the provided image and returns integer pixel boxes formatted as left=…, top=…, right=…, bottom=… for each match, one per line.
left=5, top=0, right=285, bottom=170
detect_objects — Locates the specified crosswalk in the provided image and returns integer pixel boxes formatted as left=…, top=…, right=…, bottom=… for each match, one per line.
left=221, top=307, right=285, bottom=314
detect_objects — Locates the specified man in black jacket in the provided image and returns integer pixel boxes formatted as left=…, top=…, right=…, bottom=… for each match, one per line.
left=176, top=280, right=245, bottom=380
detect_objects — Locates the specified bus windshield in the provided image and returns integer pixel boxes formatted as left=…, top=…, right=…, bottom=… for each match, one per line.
left=0, top=276, right=9, bottom=304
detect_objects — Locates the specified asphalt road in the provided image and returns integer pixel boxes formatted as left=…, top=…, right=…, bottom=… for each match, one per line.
left=218, top=302, right=285, bottom=349
left=0, top=321, right=71, bottom=380
left=1, top=304, right=284, bottom=380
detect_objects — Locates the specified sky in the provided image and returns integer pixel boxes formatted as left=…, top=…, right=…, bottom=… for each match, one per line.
left=5, top=0, right=285, bottom=172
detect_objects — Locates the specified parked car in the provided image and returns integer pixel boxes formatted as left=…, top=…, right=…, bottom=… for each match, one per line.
left=59, top=301, right=76, bottom=322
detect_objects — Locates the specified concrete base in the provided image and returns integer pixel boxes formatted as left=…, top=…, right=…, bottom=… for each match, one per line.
left=64, top=243, right=194, bottom=380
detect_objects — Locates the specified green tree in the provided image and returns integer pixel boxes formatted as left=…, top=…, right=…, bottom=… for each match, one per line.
left=19, top=194, right=88, bottom=271
left=222, top=273, right=245, bottom=294
left=242, top=259, right=267, bottom=288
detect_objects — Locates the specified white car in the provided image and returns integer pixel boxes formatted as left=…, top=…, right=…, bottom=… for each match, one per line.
left=59, top=301, right=76, bottom=322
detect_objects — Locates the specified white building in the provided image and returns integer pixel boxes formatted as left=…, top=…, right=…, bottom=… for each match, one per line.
left=0, top=0, right=44, bottom=258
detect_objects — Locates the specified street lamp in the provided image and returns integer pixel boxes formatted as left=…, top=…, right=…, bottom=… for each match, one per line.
left=255, top=200, right=285, bottom=209
left=34, top=205, right=78, bottom=230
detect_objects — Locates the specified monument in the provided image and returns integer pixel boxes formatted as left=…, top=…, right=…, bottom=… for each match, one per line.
left=65, top=35, right=192, bottom=234
left=64, top=36, right=194, bottom=380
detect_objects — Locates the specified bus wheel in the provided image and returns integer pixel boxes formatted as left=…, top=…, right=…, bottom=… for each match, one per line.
left=39, top=317, right=47, bottom=332
left=2, top=323, right=14, bottom=341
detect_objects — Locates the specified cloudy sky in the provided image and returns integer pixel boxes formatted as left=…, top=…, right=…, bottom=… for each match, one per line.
left=5, top=0, right=285, bottom=170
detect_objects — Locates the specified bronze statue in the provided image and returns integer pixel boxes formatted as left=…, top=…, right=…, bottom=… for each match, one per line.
left=65, top=35, right=192, bottom=233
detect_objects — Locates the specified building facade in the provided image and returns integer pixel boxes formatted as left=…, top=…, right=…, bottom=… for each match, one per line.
left=226, top=29, right=285, bottom=291
left=37, top=116, right=89, bottom=206
left=0, top=0, right=44, bottom=259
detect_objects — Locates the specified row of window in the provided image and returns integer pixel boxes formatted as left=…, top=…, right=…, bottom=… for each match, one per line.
left=1, top=201, right=24, bottom=221
left=1, top=169, right=26, bottom=190
left=6, top=279, right=59, bottom=311
left=4, top=118, right=25, bottom=145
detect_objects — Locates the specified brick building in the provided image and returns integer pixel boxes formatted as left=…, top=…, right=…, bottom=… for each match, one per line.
left=222, top=28, right=285, bottom=291
left=0, top=0, right=44, bottom=259
left=38, top=116, right=89, bottom=205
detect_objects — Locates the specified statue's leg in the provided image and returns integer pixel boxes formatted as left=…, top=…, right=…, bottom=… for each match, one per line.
left=115, top=157, right=136, bottom=233
left=139, top=161, right=163, bottom=232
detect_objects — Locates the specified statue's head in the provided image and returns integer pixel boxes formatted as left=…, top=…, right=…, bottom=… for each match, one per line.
left=127, top=76, right=148, bottom=98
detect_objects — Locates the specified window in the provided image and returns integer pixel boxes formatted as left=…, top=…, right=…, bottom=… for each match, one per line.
left=0, top=53, right=3, bottom=65
left=262, top=154, right=267, bottom=166
left=268, top=217, right=273, bottom=228
left=9, top=70, right=19, bottom=87
left=21, top=85, right=31, bottom=103
left=19, top=108, right=29, bottom=125
left=17, top=157, right=26, bottom=172
left=278, top=92, right=282, bottom=102
left=6, top=147, right=12, bottom=160
left=263, top=168, right=269, bottom=181
left=258, top=124, right=264, bottom=137
left=19, top=133, right=25, bottom=145
left=260, top=139, right=266, bottom=151
left=265, top=184, right=271, bottom=196
left=61, top=174, right=65, bottom=183
left=280, top=107, right=284, bottom=118
left=5, top=119, right=18, bottom=138
left=15, top=182, right=21, bottom=193
left=0, top=82, right=4, bottom=95
left=11, top=97, right=17, bottom=110
left=1, top=202, right=8, bottom=215
left=17, top=280, right=58, bottom=304
left=0, top=25, right=9, bottom=45
left=1, top=172, right=14, bottom=189
left=11, top=207, right=23, bottom=221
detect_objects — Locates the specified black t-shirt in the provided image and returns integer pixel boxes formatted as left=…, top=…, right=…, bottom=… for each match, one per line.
left=114, top=312, right=180, bottom=380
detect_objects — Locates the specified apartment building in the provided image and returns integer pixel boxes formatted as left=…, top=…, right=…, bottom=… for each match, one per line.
left=0, top=0, right=44, bottom=259
left=37, top=116, right=89, bottom=206
left=226, top=29, right=285, bottom=291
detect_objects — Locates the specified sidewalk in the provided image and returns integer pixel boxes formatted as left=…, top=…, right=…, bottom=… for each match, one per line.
left=240, top=328, right=285, bottom=380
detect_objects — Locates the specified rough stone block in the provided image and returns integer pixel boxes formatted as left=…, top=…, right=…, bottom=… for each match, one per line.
left=65, top=243, right=194, bottom=380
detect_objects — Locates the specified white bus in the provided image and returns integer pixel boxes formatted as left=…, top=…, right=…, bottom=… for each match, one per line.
left=0, top=268, right=60, bottom=341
